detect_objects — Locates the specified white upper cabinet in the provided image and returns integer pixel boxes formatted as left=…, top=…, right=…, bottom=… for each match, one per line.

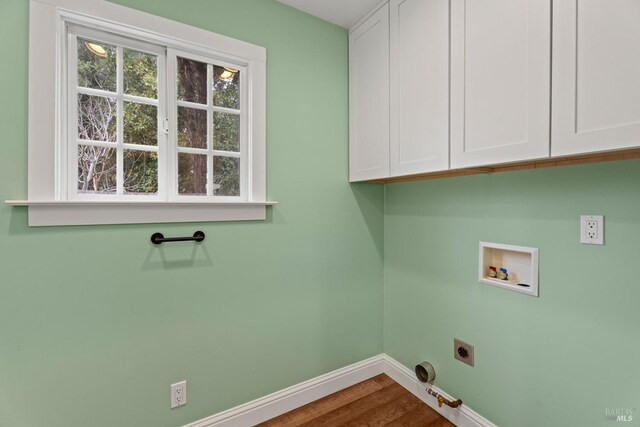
left=389, top=0, right=449, bottom=176
left=349, top=0, right=638, bottom=182
left=552, top=0, right=640, bottom=156
left=349, top=4, right=390, bottom=182
left=450, top=0, right=551, bottom=169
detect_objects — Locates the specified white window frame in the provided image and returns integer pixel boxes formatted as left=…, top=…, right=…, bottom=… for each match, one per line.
left=66, top=26, right=168, bottom=202
left=167, top=48, right=248, bottom=203
left=27, top=0, right=268, bottom=226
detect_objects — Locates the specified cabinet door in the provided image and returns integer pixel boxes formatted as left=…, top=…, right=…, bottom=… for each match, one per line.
left=552, top=0, right=640, bottom=156
left=390, top=0, right=449, bottom=176
left=450, top=0, right=550, bottom=169
left=349, top=4, right=390, bottom=182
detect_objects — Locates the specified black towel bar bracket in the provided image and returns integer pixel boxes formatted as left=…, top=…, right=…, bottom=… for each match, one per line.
left=151, top=231, right=205, bottom=245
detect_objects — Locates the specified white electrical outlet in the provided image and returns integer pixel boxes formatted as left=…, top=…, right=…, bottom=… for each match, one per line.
left=580, top=215, right=604, bottom=245
left=170, top=381, right=187, bottom=409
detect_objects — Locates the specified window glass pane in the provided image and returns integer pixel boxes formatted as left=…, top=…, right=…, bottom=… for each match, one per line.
left=178, top=153, right=207, bottom=195
left=124, top=49, right=158, bottom=99
left=177, top=57, right=207, bottom=104
left=78, top=94, right=118, bottom=142
left=124, top=102, right=157, bottom=146
left=178, top=107, right=207, bottom=149
left=77, top=38, right=117, bottom=92
left=213, top=156, right=240, bottom=196
left=212, top=65, right=240, bottom=109
left=124, top=150, right=158, bottom=194
left=213, top=112, right=240, bottom=152
left=77, top=145, right=117, bottom=193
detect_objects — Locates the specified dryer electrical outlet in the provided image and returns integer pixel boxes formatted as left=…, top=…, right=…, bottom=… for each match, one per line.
left=454, top=339, right=474, bottom=367
left=580, top=215, right=604, bottom=245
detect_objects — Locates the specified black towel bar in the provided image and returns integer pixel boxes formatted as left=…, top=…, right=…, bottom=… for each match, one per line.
left=151, top=231, right=205, bottom=245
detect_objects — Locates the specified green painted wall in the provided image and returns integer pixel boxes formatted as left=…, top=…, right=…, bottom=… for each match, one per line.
left=0, top=1, right=384, bottom=426
left=384, top=160, right=640, bottom=427
left=4, top=1, right=638, bottom=426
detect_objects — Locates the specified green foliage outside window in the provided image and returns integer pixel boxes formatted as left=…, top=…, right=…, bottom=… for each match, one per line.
left=76, top=38, right=241, bottom=197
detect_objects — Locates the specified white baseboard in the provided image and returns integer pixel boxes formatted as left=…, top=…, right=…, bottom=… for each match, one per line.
left=183, top=355, right=387, bottom=427
left=381, top=355, right=496, bottom=427
left=183, top=354, right=495, bottom=427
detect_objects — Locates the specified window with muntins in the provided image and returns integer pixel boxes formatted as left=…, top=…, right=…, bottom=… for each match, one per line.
left=173, top=53, right=245, bottom=199
left=26, top=0, right=268, bottom=226
left=70, top=29, right=165, bottom=199
left=68, top=28, right=246, bottom=201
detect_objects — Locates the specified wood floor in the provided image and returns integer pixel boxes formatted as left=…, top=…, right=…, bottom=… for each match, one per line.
left=258, top=374, right=455, bottom=427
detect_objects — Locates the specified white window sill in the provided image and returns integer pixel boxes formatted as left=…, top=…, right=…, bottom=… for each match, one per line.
left=5, top=200, right=277, bottom=227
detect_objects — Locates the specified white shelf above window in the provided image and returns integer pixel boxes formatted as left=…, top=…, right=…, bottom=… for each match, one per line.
left=478, top=242, right=539, bottom=297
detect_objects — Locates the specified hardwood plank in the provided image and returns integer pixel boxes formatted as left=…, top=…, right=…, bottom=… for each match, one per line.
left=342, top=393, right=423, bottom=426
left=260, top=374, right=454, bottom=427
left=297, top=383, right=408, bottom=426
left=371, top=373, right=396, bottom=388
left=433, top=418, right=458, bottom=427
left=387, top=406, right=454, bottom=427
left=257, top=375, right=386, bottom=427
